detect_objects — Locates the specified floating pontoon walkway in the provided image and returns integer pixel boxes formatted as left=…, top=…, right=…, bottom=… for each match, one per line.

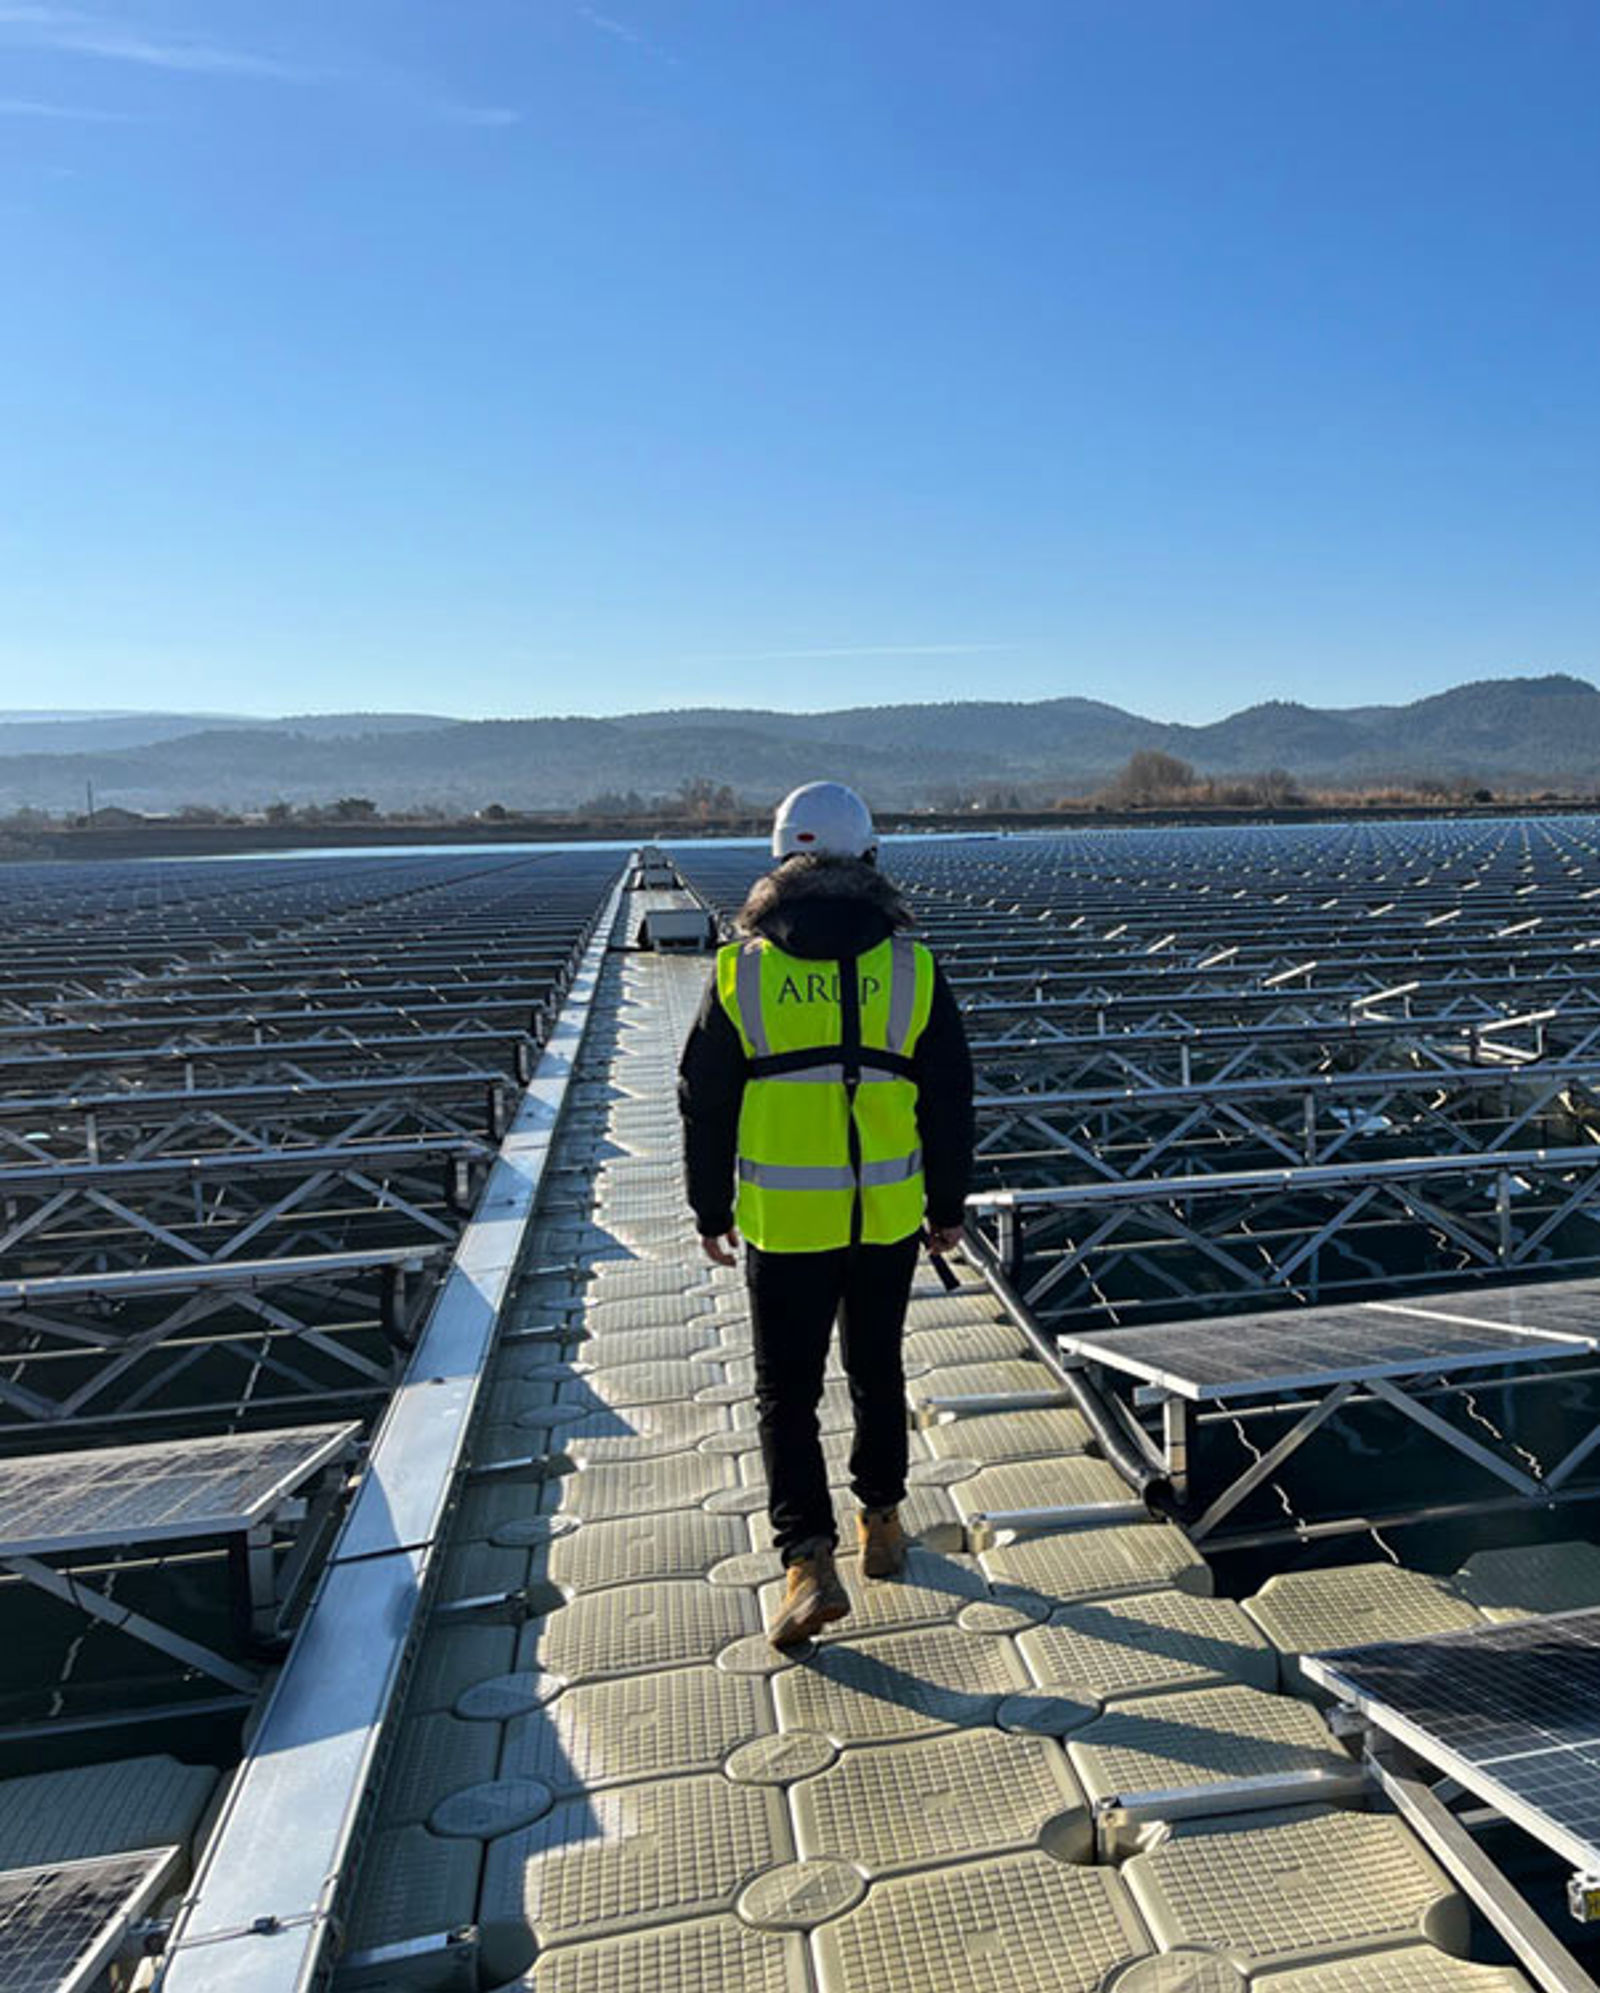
left=163, top=881, right=1546, bottom=1992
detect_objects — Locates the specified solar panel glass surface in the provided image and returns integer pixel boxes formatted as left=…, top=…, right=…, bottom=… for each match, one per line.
left=1058, top=1305, right=1591, bottom=1400
left=1392, top=1281, right=1600, bottom=1341
left=1309, top=1608, right=1600, bottom=1871
left=0, top=1848, right=177, bottom=1993
left=0, top=1424, right=355, bottom=1556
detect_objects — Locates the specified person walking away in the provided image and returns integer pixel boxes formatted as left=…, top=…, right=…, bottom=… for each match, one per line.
left=678, top=782, right=974, bottom=1647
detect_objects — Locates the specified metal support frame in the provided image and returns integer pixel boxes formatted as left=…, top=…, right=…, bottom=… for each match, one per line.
left=956, top=1221, right=1173, bottom=1501
left=1161, top=1395, right=1191, bottom=1505
left=1171, top=1359, right=1591, bottom=1543
left=2, top=1436, right=355, bottom=1691
left=0, top=1692, right=252, bottom=1747
left=968, top=1146, right=1600, bottom=1329
left=3, top=1554, right=263, bottom=1695
left=965, top=1497, right=1149, bottom=1550
left=330, top=1930, right=479, bottom=1991
left=971, top=1060, right=1600, bottom=1186
left=1179, top=1475, right=1600, bottom=1553
left=1051, top=1289, right=1600, bottom=1543
left=1368, top=1746, right=1599, bottom=1993
left=1176, top=1362, right=1591, bottom=1543
left=0, top=1248, right=445, bottom=1433
left=1365, top=1372, right=1545, bottom=1495
left=1186, top=1383, right=1356, bottom=1540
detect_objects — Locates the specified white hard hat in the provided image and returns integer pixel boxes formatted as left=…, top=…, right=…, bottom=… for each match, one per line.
left=772, top=781, right=877, bottom=860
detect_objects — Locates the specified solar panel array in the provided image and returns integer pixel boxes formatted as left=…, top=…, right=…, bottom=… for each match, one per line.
left=1308, top=1609, right=1600, bottom=1873
left=0, top=1425, right=356, bottom=1556
left=0, top=849, right=619, bottom=1438
left=1058, top=1297, right=1595, bottom=1401
left=0, top=846, right=621, bottom=1746
left=8, top=819, right=1600, bottom=1978
left=675, top=820, right=1600, bottom=1330
left=0, top=1847, right=177, bottom=1993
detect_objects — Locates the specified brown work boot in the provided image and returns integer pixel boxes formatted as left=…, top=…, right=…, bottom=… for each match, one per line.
left=768, top=1548, right=849, bottom=1648
left=857, top=1506, right=907, bottom=1579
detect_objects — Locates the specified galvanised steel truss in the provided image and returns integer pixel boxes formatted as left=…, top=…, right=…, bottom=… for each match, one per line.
left=969, top=1061, right=1600, bottom=1186
left=671, top=817, right=1600, bottom=1326
left=0, top=850, right=621, bottom=1442
left=969, top=1147, right=1600, bottom=1328
left=959, top=1011, right=1582, bottom=1091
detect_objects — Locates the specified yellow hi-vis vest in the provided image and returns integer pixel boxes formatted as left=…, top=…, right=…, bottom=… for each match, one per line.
left=716, top=933, right=935, bottom=1252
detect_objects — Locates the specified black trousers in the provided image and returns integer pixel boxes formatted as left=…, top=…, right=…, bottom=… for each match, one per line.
left=746, top=1234, right=919, bottom=1563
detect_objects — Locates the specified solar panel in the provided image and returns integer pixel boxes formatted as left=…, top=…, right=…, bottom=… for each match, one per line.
left=1390, top=1278, right=1600, bottom=1342
left=0, top=1423, right=358, bottom=1558
left=1058, top=1303, right=1593, bottom=1401
left=0, top=1847, right=179, bottom=1993
left=1305, top=1608, right=1600, bottom=1873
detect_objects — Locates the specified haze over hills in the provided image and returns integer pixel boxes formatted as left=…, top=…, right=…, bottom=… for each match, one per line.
left=0, top=712, right=453, bottom=757
left=0, top=676, right=1596, bottom=816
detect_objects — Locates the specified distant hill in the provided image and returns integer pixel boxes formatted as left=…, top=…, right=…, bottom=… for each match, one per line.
left=0, top=676, right=1594, bottom=814
left=0, top=713, right=250, bottom=755
left=0, top=710, right=454, bottom=758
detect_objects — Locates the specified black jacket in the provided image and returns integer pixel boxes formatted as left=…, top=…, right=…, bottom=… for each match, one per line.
left=678, top=856, right=975, bottom=1238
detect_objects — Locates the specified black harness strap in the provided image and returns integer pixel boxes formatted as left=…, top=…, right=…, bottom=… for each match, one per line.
left=837, top=955, right=864, bottom=1248
left=746, top=1046, right=914, bottom=1081
left=837, top=954, right=863, bottom=1085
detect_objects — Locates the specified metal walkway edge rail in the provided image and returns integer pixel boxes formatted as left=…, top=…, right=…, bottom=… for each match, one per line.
left=154, top=864, right=629, bottom=1993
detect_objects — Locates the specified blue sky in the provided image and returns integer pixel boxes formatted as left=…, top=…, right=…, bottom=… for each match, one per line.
left=1, top=1, right=1596, bottom=722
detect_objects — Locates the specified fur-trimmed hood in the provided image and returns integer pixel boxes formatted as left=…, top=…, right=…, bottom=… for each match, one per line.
left=736, top=855, right=911, bottom=960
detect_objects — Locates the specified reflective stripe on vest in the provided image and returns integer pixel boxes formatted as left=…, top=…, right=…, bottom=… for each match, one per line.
left=738, top=1149, right=924, bottom=1192
left=716, top=932, right=935, bottom=1252
left=885, top=934, right=918, bottom=1053
left=735, top=942, right=771, bottom=1057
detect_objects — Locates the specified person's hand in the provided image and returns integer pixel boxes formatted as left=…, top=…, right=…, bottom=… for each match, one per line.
left=700, top=1229, right=741, bottom=1266
left=925, top=1224, right=964, bottom=1256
